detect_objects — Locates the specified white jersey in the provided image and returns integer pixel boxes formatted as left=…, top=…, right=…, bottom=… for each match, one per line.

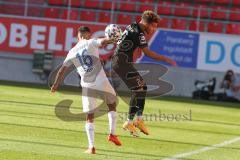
left=63, top=38, right=108, bottom=88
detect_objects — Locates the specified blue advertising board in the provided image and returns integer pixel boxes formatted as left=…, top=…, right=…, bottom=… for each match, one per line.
left=138, top=29, right=199, bottom=68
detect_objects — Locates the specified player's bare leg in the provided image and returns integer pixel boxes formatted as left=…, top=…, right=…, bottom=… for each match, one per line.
left=107, top=102, right=122, bottom=146
left=84, top=113, right=96, bottom=154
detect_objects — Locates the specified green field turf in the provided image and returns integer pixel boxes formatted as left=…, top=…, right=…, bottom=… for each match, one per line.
left=0, top=83, right=240, bottom=160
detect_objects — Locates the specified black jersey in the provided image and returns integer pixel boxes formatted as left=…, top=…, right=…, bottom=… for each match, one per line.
left=114, top=22, right=148, bottom=62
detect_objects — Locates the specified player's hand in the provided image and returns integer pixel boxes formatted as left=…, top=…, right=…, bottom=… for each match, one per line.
left=166, top=58, right=177, bottom=67
left=51, top=84, right=58, bottom=93
left=170, top=60, right=177, bottom=67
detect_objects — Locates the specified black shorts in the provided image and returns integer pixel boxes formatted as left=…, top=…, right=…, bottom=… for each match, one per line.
left=112, top=54, right=145, bottom=91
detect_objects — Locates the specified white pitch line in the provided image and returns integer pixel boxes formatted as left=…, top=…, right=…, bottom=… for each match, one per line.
left=163, top=136, right=240, bottom=160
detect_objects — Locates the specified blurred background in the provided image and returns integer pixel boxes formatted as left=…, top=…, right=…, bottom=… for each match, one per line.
left=0, top=0, right=239, bottom=102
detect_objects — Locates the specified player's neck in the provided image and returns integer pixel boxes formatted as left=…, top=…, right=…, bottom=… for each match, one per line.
left=138, top=21, right=146, bottom=33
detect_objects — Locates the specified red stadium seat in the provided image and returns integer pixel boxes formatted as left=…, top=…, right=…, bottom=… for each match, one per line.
left=189, top=20, right=205, bottom=32
left=48, top=0, right=66, bottom=5
left=101, top=1, right=117, bottom=10
left=226, top=23, right=240, bottom=35
left=99, top=12, right=111, bottom=23
left=1, top=4, right=25, bottom=16
left=215, top=0, right=229, bottom=4
left=28, top=0, right=45, bottom=4
left=44, top=8, right=61, bottom=18
left=229, top=8, right=240, bottom=21
left=139, top=0, right=154, bottom=2
left=158, top=1, right=172, bottom=15
left=119, top=1, right=136, bottom=12
left=61, top=9, right=78, bottom=20
left=195, top=0, right=212, bottom=3
left=207, top=22, right=223, bottom=33
left=139, top=3, right=155, bottom=12
left=174, top=2, right=191, bottom=17
left=84, top=0, right=100, bottom=9
left=193, top=5, right=209, bottom=18
left=232, top=0, right=240, bottom=5
left=68, top=0, right=81, bottom=7
left=3, top=0, right=25, bottom=3
left=158, top=17, right=169, bottom=28
left=117, top=14, right=132, bottom=25
left=134, top=15, right=142, bottom=22
left=171, top=19, right=188, bottom=30
left=210, top=6, right=228, bottom=20
left=27, top=7, right=44, bottom=17
left=80, top=11, right=96, bottom=22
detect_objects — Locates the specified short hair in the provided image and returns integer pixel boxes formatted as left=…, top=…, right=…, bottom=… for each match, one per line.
left=78, top=26, right=91, bottom=34
left=141, top=10, right=160, bottom=24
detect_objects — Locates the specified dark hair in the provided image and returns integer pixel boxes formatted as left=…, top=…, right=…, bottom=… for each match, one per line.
left=141, top=10, right=160, bottom=24
left=224, top=70, right=234, bottom=82
left=78, top=26, right=91, bottom=34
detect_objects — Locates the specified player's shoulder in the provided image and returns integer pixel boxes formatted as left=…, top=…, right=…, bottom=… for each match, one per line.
left=88, top=38, right=102, bottom=48
left=68, top=42, right=79, bottom=53
left=88, top=38, right=98, bottom=43
left=127, top=22, right=144, bottom=36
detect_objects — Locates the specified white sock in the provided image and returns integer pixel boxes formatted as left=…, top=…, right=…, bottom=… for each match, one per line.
left=85, top=122, right=94, bottom=148
left=137, top=115, right=143, bottom=120
left=108, top=111, right=117, bottom=135
left=127, top=119, right=133, bottom=124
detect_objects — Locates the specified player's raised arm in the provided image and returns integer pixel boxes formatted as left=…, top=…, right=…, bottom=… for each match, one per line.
left=51, top=52, right=73, bottom=92
left=142, top=47, right=177, bottom=67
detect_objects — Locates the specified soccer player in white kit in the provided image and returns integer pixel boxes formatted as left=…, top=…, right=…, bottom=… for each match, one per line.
left=51, top=26, right=121, bottom=154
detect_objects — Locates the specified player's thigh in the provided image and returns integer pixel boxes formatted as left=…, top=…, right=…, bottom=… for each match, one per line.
left=102, top=80, right=117, bottom=105
left=82, top=88, right=97, bottom=113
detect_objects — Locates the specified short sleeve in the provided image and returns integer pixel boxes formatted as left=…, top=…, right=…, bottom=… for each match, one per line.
left=62, top=53, right=73, bottom=67
left=139, top=33, right=148, bottom=49
left=91, top=38, right=102, bottom=48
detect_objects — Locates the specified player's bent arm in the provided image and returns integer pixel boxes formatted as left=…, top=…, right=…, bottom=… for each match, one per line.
left=99, top=37, right=117, bottom=46
left=51, top=65, right=68, bottom=92
left=142, top=47, right=177, bottom=66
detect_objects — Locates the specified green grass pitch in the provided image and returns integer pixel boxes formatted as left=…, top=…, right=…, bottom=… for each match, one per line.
left=0, top=83, right=240, bottom=160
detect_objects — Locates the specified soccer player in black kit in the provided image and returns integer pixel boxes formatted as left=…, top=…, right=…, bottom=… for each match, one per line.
left=112, top=10, right=177, bottom=136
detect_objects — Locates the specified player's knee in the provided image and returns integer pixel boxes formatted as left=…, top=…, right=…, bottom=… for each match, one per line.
left=86, top=113, right=94, bottom=123
left=108, top=102, right=116, bottom=111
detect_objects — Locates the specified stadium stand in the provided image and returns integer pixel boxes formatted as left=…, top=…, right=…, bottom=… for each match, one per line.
left=210, top=6, right=228, bottom=20
left=157, top=1, right=172, bottom=15
left=229, top=7, right=240, bottom=21
left=189, top=20, right=205, bottom=32
left=80, top=10, right=96, bottom=22
left=84, top=0, right=100, bottom=9
left=48, top=0, right=67, bottom=5
left=61, top=9, right=79, bottom=20
left=174, top=2, right=192, bottom=17
left=192, top=4, right=209, bottom=18
left=207, top=22, right=224, bottom=33
left=116, top=13, right=132, bottom=24
left=158, top=17, right=169, bottom=28
left=44, top=8, right=61, bottom=19
left=99, top=11, right=111, bottom=23
left=0, top=0, right=239, bottom=35
left=171, top=19, right=188, bottom=30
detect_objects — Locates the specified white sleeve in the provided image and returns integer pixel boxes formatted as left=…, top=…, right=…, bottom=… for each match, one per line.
left=62, top=53, right=73, bottom=67
left=91, top=38, right=102, bottom=48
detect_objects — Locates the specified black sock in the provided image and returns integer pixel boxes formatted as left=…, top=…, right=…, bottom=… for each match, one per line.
left=128, top=92, right=138, bottom=120
left=136, top=85, right=147, bottom=116
left=136, top=98, right=145, bottom=116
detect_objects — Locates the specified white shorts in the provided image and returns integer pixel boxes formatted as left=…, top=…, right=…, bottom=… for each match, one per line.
left=82, top=79, right=116, bottom=114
